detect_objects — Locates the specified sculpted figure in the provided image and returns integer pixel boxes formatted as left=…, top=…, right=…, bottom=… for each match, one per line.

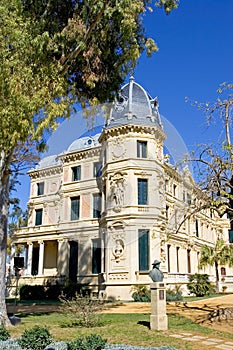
left=149, top=259, right=164, bottom=282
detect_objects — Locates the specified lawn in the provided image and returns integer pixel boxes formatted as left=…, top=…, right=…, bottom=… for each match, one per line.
left=6, top=310, right=233, bottom=350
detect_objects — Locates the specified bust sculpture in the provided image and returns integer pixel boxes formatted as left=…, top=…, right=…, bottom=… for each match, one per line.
left=149, top=259, right=164, bottom=282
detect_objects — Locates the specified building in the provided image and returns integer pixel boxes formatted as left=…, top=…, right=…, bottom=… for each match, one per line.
left=12, top=77, right=233, bottom=299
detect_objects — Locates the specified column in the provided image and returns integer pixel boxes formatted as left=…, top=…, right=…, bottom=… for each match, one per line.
left=150, top=282, right=168, bottom=331
left=26, top=242, right=33, bottom=275
left=38, top=241, right=44, bottom=275
left=57, top=239, right=68, bottom=276
left=10, top=244, right=16, bottom=272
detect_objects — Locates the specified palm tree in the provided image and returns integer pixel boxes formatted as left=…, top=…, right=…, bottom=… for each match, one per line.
left=199, top=239, right=233, bottom=291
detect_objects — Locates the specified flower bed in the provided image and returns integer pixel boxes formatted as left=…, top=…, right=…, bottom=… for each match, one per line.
left=0, top=339, right=177, bottom=350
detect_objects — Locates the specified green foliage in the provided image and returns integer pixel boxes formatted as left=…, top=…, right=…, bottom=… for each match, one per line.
left=199, top=239, right=233, bottom=286
left=61, top=280, right=89, bottom=300
left=199, top=239, right=233, bottom=268
left=19, top=281, right=87, bottom=300
left=19, top=285, right=46, bottom=300
left=59, top=294, right=104, bottom=327
left=0, top=327, right=10, bottom=341
left=67, top=334, right=107, bottom=350
left=131, top=285, right=151, bottom=302
left=166, top=285, right=183, bottom=302
left=18, top=325, right=52, bottom=350
left=0, top=0, right=179, bottom=327
left=187, top=274, right=215, bottom=297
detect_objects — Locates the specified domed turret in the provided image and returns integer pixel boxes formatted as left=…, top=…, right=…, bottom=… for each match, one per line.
left=106, top=76, right=162, bottom=129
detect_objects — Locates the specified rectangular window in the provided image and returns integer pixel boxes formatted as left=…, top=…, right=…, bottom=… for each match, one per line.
left=137, top=141, right=147, bottom=158
left=229, top=230, right=233, bottom=243
left=72, top=165, right=81, bottom=181
left=187, top=193, right=192, bottom=205
left=37, top=182, right=44, bottom=196
left=173, top=184, right=177, bottom=197
left=195, top=220, right=199, bottom=237
left=93, top=162, right=102, bottom=178
left=138, top=179, right=148, bottom=205
left=70, top=196, right=80, bottom=221
left=165, top=179, right=169, bottom=192
left=176, top=247, right=180, bottom=273
left=92, top=239, right=101, bottom=274
left=138, top=230, right=149, bottom=271
left=93, top=193, right=102, bottom=218
left=167, top=245, right=171, bottom=272
left=35, top=209, right=43, bottom=226
left=187, top=249, right=191, bottom=273
left=166, top=205, right=169, bottom=221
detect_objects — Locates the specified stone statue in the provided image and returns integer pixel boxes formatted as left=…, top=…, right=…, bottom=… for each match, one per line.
left=149, top=259, right=164, bottom=282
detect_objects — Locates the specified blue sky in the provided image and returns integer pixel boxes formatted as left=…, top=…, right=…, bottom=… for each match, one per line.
left=16, top=0, right=233, bottom=210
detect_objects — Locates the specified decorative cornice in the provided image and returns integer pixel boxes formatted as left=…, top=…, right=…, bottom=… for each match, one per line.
left=99, top=124, right=166, bottom=143
left=29, top=166, right=62, bottom=179
left=163, top=163, right=182, bottom=182
left=59, top=147, right=101, bottom=163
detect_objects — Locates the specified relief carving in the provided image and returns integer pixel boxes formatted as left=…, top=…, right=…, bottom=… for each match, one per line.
left=109, top=172, right=126, bottom=212
left=112, top=138, right=126, bottom=159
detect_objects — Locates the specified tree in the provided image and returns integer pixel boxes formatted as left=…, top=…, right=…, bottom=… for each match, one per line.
left=187, top=273, right=214, bottom=297
left=184, top=84, right=233, bottom=221
left=0, top=0, right=179, bottom=326
left=7, top=198, right=28, bottom=256
left=199, top=239, right=233, bottom=291
left=172, top=85, right=233, bottom=241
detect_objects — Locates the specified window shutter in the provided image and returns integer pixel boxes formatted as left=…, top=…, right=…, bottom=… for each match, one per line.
left=35, top=209, right=43, bottom=226
left=92, top=239, right=101, bottom=274
left=93, top=194, right=102, bottom=218
left=71, top=197, right=80, bottom=220
left=138, top=230, right=149, bottom=271
left=138, top=179, right=148, bottom=205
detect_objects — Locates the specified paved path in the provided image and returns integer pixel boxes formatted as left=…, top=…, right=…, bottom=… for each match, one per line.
left=169, top=332, right=233, bottom=350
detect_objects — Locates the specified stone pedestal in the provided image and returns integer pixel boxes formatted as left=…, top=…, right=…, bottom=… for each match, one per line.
left=150, top=282, right=168, bottom=331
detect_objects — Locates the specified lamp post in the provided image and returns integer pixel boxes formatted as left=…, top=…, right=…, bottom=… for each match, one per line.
left=9, top=258, right=23, bottom=326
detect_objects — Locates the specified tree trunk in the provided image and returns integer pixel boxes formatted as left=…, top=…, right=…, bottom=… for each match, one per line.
left=0, top=153, right=12, bottom=327
left=215, top=260, right=219, bottom=293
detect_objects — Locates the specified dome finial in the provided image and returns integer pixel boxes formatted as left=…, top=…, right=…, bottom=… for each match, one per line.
left=129, top=68, right=135, bottom=81
left=129, top=74, right=135, bottom=81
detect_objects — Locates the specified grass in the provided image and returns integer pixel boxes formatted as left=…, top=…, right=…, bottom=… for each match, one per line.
left=5, top=311, right=233, bottom=350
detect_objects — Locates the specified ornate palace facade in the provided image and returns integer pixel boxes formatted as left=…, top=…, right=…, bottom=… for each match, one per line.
left=12, top=78, right=233, bottom=299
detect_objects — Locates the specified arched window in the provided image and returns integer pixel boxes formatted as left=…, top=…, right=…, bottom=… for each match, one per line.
left=221, top=267, right=226, bottom=276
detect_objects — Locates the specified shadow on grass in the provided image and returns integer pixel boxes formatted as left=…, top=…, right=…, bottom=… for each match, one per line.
left=137, top=320, right=150, bottom=329
left=9, top=312, right=55, bottom=318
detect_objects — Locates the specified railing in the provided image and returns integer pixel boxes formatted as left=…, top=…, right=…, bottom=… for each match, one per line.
left=220, top=275, right=233, bottom=283
left=138, top=206, right=149, bottom=212
left=167, top=273, right=190, bottom=283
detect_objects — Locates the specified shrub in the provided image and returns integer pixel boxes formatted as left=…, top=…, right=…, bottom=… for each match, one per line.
left=44, top=282, right=62, bottom=300
left=61, top=281, right=89, bottom=300
left=0, top=327, right=10, bottom=341
left=67, top=334, right=107, bottom=350
left=19, top=285, right=46, bottom=300
left=59, top=294, right=104, bottom=327
left=131, top=285, right=151, bottom=302
left=187, top=273, right=215, bottom=297
left=18, top=325, right=52, bottom=350
left=166, top=285, right=183, bottom=302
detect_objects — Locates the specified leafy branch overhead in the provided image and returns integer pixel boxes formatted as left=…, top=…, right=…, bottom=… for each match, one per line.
left=0, top=0, right=179, bottom=327
left=1, top=0, right=179, bottom=154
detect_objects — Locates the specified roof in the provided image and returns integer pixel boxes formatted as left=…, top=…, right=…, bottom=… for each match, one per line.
left=67, top=132, right=101, bottom=153
left=106, top=76, right=163, bottom=129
